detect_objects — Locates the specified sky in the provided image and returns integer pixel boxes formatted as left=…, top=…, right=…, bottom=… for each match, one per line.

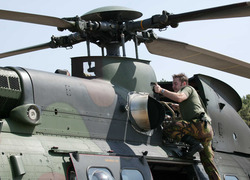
left=1, top=0, right=250, bottom=97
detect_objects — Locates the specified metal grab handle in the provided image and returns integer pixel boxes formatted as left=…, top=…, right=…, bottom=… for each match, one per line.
left=160, top=101, right=176, bottom=121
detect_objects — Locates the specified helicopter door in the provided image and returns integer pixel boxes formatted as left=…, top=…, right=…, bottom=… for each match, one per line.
left=69, top=153, right=153, bottom=180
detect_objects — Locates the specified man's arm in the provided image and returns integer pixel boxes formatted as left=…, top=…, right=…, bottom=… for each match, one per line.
left=154, top=84, right=187, bottom=103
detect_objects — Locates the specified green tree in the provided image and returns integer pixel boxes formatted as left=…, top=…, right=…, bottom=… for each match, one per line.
left=238, top=94, right=250, bottom=127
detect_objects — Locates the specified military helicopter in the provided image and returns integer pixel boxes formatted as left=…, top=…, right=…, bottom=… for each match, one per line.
left=0, top=1, right=250, bottom=180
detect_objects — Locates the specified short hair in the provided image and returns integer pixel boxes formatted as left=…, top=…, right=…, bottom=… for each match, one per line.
left=172, top=73, right=188, bottom=84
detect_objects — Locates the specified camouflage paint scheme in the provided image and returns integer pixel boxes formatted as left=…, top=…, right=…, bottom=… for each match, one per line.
left=0, top=56, right=249, bottom=179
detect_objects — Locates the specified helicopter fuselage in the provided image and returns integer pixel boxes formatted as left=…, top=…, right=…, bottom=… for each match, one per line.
left=0, top=56, right=249, bottom=179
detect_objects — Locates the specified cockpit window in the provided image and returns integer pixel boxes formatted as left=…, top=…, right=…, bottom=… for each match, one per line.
left=224, top=175, right=239, bottom=180
left=88, top=167, right=114, bottom=180
left=121, top=169, right=144, bottom=180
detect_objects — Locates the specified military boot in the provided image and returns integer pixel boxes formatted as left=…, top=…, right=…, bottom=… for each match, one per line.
left=181, top=135, right=204, bottom=157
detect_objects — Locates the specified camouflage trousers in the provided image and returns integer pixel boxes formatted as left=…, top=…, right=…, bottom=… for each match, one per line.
left=163, top=119, right=221, bottom=180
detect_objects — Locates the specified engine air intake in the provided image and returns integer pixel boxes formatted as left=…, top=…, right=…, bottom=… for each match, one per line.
left=129, top=92, right=165, bottom=132
left=0, top=68, right=22, bottom=118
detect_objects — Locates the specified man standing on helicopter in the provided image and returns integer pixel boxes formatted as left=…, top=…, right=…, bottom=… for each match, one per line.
left=154, top=73, right=221, bottom=180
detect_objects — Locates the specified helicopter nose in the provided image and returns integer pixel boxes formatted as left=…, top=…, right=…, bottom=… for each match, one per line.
left=0, top=67, right=22, bottom=118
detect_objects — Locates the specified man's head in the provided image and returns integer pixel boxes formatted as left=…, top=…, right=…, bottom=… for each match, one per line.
left=172, top=73, right=188, bottom=92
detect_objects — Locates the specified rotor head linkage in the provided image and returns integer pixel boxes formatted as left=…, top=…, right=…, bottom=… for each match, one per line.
left=126, top=11, right=169, bottom=31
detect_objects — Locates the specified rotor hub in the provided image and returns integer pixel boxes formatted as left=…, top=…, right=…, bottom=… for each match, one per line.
left=81, top=6, right=142, bottom=21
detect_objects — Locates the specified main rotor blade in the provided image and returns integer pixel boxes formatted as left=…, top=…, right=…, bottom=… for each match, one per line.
left=168, top=2, right=250, bottom=25
left=0, top=43, right=51, bottom=59
left=145, top=37, right=250, bottom=79
left=0, top=9, right=74, bottom=29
